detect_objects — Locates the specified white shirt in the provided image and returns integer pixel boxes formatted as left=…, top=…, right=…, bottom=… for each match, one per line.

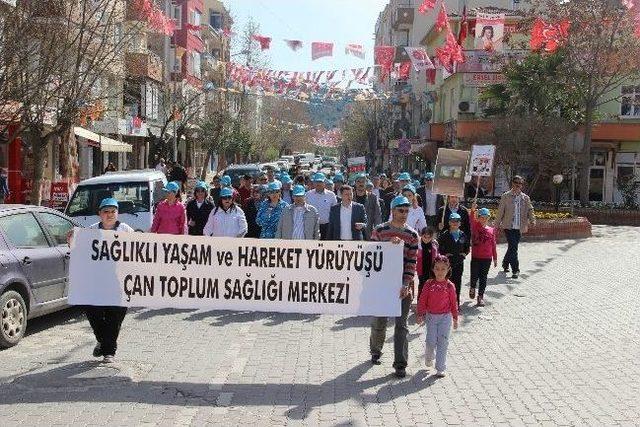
left=196, top=200, right=204, bottom=209
left=372, top=188, right=381, bottom=198
left=512, top=194, right=522, bottom=230
left=388, top=205, right=427, bottom=233
left=203, top=206, right=248, bottom=237
left=305, top=189, right=337, bottom=224
left=423, top=189, right=437, bottom=216
left=292, top=206, right=305, bottom=240
left=90, top=222, right=135, bottom=232
left=340, top=203, right=353, bottom=240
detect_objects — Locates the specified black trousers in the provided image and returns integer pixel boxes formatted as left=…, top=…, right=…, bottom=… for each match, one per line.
left=86, top=306, right=127, bottom=356
left=503, top=229, right=522, bottom=273
left=470, top=258, right=492, bottom=297
left=450, top=262, right=464, bottom=306
left=319, top=223, right=329, bottom=240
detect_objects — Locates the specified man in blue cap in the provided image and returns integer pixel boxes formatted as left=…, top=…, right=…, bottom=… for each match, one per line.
left=280, top=175, right=294, bottom=204
left=87, top=198, right=134, bottom=363
left=186, top=181, right=214, bottom=236
left=305, top=172, right=337, bottom=240
left=417, top=171, right=444, bottom=227
left=333, top=173, right=344, bottom=195
left=276, top=185, right=320, bottom=239
left=382, top=171, right=411, bottom=221
left=369, top=195, right=419, bottom=378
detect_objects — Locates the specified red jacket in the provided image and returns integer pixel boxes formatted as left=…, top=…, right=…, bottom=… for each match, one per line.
left=470, top=209, right=498, bottom=262
left=416, top=279, right=458, bottom=321
left=416, top=240, right=439, bottom=278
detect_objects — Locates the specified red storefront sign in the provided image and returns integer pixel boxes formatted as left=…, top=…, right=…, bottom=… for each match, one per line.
left=50, top=182, right=69, bottom=211
left=463, top=73, right=507, bottom=87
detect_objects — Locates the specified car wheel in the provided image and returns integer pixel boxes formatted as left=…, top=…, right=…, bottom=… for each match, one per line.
left=0, top=290, right=27, bottom=348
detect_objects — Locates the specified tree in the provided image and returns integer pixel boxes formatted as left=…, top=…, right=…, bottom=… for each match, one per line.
left=6, top=0, right=141, bottom=204
left=530, top=0, right=640, bottom=204
left=341, top=101, right=381, bottom=163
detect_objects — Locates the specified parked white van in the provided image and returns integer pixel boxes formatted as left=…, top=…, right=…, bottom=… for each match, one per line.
left=65, top=170, right=167, bottom=231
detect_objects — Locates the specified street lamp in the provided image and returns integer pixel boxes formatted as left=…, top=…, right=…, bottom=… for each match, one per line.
left=553, top=174, right=564, bottom=212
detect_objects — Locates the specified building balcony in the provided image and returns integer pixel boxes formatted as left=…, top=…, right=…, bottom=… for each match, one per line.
left=125, top=51, right=163, bottom=83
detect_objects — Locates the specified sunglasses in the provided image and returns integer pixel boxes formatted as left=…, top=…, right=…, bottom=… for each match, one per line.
left=395, top=208, right=409, bottom=214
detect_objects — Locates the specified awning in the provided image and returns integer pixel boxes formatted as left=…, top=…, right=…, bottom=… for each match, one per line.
left=74, top=126, right=132, bottom=153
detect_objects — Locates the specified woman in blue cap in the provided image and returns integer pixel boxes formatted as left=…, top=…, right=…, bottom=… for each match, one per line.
left=437, top=212, right=470, bottom=307
left=150, top=181, right=187, bottom=235
left=186, top=181, right=214, bottom=236
left=88, top=198, right=134, bottom=363
left=256, top=181, right=288, bottom=238
left=203, top=187, right=248, bottom=237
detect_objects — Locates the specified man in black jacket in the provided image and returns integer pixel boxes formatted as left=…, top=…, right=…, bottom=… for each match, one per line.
left=327, top=185, right=368, bottom=241
left=436, top=195, right=471, bottom=237
left=186, top=181, right=214, bottom=236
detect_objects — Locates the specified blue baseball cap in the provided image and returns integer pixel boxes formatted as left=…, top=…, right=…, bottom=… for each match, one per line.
left=449, top=212, right=462, bottom=221
left=99, top=197, right=119, bottom=211
left=194, top=180, right=208, bottom=191
left=163, top=181, right=180, bottom=193
left=366, top=180, right=374, bottom=188
left=325, top=179, right=334, bottom=185
left=219, top=187, right=233, bottom=198
left=478, top=208, right=491, bottom=217
left=311, top=172, right=326, bottom=182
left=397, top=172, right=411, bottom=181
left=391, top=195, right=411, bottom=209
left=281, top=175, right=293, bottom=184
left=402, top=184, right=416, bottom=194
left=424, top=172, right=435, bottom=180
left=353, top=172, right=367, bottom=181
left=412, top=180, right=420, bottom=188
left=220, top=175, right=232, bottom=187
left=267, top=181, right=282, bottom=192
left=333, top=174, right=344, bottom=183
left=292, top=185, right=306, bottom=197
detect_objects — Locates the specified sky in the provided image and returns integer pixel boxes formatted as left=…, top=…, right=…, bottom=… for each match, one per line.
left=221, top=0, right=390, bottom=72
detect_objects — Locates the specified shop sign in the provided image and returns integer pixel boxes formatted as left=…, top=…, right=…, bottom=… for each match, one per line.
left=50, top=181, right=69, bottom=211
left=463, top=73, right=507, bottom=87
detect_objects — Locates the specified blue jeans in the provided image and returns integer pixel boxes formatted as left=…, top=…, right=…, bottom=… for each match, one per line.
left=502, top=229, right=521, bottom=273
left=425, top=313, right=452, bottom=372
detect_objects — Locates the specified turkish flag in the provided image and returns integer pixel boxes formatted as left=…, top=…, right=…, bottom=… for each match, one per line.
left=398, top=62, right=411, bottom=80
left=252, top=35, right=272, bottom=50
left=311, top=42, right=334, bottom=60
left=374, top=46, right=396, bottom=81
left=418, top=0, right=436, bottom=14
left=435, top=2, right=450, bottom=32
left=530, top=19, right=570, bottom=53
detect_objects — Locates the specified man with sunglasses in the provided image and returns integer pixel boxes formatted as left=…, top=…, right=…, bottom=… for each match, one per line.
left=369, top=195, right=419, bottom=378
left=186, top=181, right=214, bottom=236
left=495, top=175, right=536, bottom=279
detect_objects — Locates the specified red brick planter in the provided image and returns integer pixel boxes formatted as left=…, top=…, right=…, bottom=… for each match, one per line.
left=569, top=208, right=640, bottom=226
left=493, top=217, right=592, bottom=242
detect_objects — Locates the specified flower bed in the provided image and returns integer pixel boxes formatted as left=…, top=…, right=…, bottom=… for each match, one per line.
left=491, top=217, right=592, bottom=243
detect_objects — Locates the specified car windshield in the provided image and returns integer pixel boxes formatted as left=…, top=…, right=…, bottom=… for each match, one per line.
left=66, top=182, right=150, bottom=216
left=225, top=168, right=261, bottom=184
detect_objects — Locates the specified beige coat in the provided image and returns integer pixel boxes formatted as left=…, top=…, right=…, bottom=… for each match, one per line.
left=495, top=190, right=536, bottom=233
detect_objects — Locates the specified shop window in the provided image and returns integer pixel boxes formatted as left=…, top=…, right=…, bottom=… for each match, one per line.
left=621, top=85, right=640, bottom=117
left=209, top=12, right=223, bottom=30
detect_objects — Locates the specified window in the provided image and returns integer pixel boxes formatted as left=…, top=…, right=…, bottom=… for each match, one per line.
left=621, top=85, right=640, bottom=117
left=209, top=11, right=223, bottom=29
left=172, top=4, right=182, bottom=29
left=39, top=213, right=74, bottom=246
left=0, top=213, right=49, bottom=248
left=66, top=182, right=150, bottom=217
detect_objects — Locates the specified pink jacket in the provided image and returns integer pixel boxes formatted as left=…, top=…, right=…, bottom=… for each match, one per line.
left=470, top=209, right=498, bottom=261
left=151, top=200, right=187, bottom=235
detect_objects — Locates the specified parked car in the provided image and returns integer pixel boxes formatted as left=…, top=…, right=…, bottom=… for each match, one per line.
left=223, top=164, right=263, bottom=187
left=0, top=205, right=81, bottom=348
left=279, top=155, right=294, bottom=164
left=322, top=156, right=338, bottom=168
left=65, top=170, right=167, bottom=232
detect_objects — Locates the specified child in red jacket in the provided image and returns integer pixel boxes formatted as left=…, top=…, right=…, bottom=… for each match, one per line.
left=417, top=255, right=458, bottom=378
left=469, top=203, right=498, bottom=307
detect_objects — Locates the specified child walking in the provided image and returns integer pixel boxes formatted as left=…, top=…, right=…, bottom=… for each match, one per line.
left=437, top=212, right=470, bottom=307
left=469, top=204, right=498, bottom=306
left=416, top=226, right=439, bottom=299
left=416, top=255, right=459, bottom=377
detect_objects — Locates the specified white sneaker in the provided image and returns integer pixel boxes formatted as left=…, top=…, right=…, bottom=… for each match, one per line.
left=425, top=356, right=434, bottom=368
left=102, top=355, right=115, bottom=363
left=436, top=370, right=446, bottom=378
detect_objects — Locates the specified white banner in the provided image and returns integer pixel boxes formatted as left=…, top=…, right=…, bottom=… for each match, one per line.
left=404, top=47, right=435, bottom=71
left=69, top=229, right=404, bottom=316
left=470, top=145, right=496, bottom=177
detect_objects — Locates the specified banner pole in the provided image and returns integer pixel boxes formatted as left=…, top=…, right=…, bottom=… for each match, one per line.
left=473, top=175, right=481, bottom=205
left=439, top=194, right=448, bottom=230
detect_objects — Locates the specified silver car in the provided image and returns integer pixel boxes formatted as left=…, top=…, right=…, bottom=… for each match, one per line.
left=0, top=205, right=79, bottom=348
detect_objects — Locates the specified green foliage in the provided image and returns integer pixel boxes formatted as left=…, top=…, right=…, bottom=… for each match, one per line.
left=480, top=51, right=584, bottom=125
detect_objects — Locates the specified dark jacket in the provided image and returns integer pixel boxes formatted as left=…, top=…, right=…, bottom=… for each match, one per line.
left=438, top=229, right=470, bottom=265
left=186, top=198, right=214, bottom=236
left=382, top=190, right=400, bottom=222
left=244, top=198, right=262, bottom=238
left=327, top=202, right=367, bottom=241
left=416, top=186, right=445, bottom=216
left=353, top=191, right=382, bottom=240
left=437, top=204, right=471, bottom=237
left=168, top=165, right=188, bottom=184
